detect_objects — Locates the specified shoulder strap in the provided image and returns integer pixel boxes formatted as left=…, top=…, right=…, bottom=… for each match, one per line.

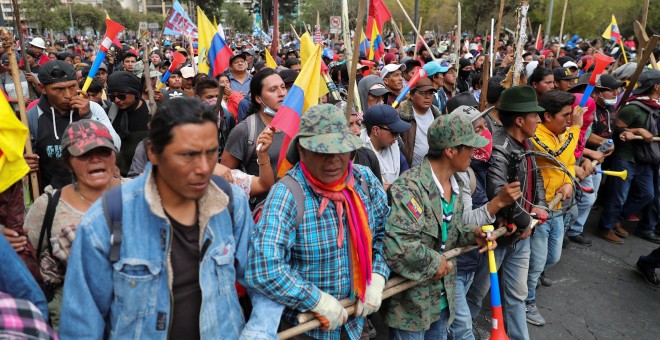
left=280, top=175, right=306, bottom=225
left=245, top=114, right=258, bottom=167
left=102, top=186, right=123, bottom=262
left=211, top=175, right=234, bottom=225
left=627, top=100, right=656, bottom=114
left=37, top=189, right=61, bottom=260
left=108, top=103, right=119, bottom=123
left=354, top=167, right=370, bottom=198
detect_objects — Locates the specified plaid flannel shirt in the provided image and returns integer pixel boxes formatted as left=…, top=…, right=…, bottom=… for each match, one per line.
left=0, top=292, right=58, bottom=340
left=246, top=163, right=390, bottom=340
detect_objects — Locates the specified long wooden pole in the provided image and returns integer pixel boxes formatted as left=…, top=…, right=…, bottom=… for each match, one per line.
left=479, top=57, right=490, bottom=111
left=280, top=226, right=513, bottom=339
left=619, top=35, right=658, bottom=105
left=394, top=0, right=436, bottom=61
left=271, top=0, right=279, bottom=59
left=345, top=0, right=367, bottom=121
left=141, top=37, right=157, bottom=114
left=11, top=0, right=35, bottom=100
left=413, top=17, right=423, bottom=60
left=341, top=0, right=352, bottom=65
left=557, top=0, right=568, bottom=58
left=455, top=2, right=462, bottom=71
left=495, top=0, right=505, bottom=47
left=641, top=0, right=650, bottom=30
left=0, top=28, right=39, bottom=200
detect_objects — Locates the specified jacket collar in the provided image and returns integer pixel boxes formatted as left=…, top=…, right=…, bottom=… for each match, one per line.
left=398, top=99, right=442, bottom=121
left=143, top=165, right=228, bottom=233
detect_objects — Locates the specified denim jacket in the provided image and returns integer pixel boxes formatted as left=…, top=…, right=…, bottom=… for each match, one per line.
left=59, top=164, right=282, bottom=339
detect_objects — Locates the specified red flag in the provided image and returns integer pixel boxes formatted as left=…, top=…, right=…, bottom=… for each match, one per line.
left=366, top=0, right=392, bottom=39
left=536, top=25, right=543, bottom=51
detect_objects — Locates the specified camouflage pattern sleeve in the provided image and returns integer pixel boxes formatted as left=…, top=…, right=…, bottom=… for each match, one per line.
left=383, top=180, right=443, bottom=282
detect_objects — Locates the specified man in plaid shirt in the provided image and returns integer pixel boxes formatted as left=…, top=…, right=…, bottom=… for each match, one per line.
left=246, top=104, right=391, bottom=339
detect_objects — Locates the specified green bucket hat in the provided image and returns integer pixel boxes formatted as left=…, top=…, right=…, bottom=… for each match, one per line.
left=286, top=104, right=363, bottom=165
left=495, top=85, right=546, bottom=113
left=428, top=109, right=490, bottom=150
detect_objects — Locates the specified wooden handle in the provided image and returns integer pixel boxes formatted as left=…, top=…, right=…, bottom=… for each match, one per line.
left=394, top=0, right=437, bottom=61
left=631, top=135, right=660, bottom=141
left=549, top=192, right=563, bottom=209
left=285, top=227, right=508, bottom=337
left=0, top=27, right=40, bottom=200
left=591, top=159, right=599, bottom=167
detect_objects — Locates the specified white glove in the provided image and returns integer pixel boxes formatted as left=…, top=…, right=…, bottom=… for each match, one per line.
left=310, top=292, right=348, bottom=331
left=355, top=274, right=386, bottom=317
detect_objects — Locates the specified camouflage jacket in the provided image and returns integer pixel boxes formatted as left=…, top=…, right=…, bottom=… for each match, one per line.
left=382, top=157, right=477, bottom=331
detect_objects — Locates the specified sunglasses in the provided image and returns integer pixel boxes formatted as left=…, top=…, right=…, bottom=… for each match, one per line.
left=109, top=92, right=128, bottom=101
left=378, top=126, right=400, bottom=137
left=77, top=147, right=114, bottom=160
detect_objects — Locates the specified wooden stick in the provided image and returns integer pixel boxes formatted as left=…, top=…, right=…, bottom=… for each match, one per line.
left=633, top=21, right=657, bottom=70
left=11, top=0, right=35, bottom=100
left=549, top=192, right=563, bottom=210
left=495, top=0, right=505, bottom=48
left=413, top=17, right=423, bottom=60
left=641, top=0, right=650, bottom=31
left=141, top=38, right=157, bottom=115
left=631, top=136, right=660, bottom=142
left=394, top=0, right=437, bottom=61
left=285, top=227, right=509, bottom=337
left=344, top=0, right=367, bottom=121
left=0, top=28, right=39, bottom=200
left=557, top=0, right=568, bottom=58
left=619, top=35, right=658, bottom=105
left=479, top=56, right=490, bottom=111
left=455, top=2, right=461, bottom=70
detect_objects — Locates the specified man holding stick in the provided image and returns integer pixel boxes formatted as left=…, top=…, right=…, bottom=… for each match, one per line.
left=381, top=111, right=494, bottom=339
left=598, top=69, right=660, bottom=244
left=246, top=104, right=391, bottom=339
left=467, top=86, right=549, bottom=340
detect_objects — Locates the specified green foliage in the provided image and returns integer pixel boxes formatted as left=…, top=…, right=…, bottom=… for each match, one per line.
left=197, top=0, right=225, bottom=23
left=222, top=3, right=252, bottom=32
left=24, top=0, right=62, bottom=32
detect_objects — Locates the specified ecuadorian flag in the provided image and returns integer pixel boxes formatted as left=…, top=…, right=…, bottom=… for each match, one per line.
left=271, top=45, right=325, bottom=178
left=602, top=15, right=622, bottom=42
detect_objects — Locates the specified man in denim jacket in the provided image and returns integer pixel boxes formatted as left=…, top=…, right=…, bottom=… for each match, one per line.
left=59, top=97, right=281, bottom=339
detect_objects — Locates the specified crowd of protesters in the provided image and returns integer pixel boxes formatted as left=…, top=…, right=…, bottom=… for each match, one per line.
left=1, top=24, right=659, bottom=340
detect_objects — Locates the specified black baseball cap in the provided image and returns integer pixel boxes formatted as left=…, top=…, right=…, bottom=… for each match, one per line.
left=38, top=60, right=76, bottom=86
left=632, top=69, right=660, bottom=95
left=552, top=67, right=578, bottom=81
left=364, top=104, right=412, bottom=132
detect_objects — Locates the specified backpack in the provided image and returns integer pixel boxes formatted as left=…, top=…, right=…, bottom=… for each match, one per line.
left=627, top=101, right=660, bottom=165
left=36, top=189, right=62, bottom=302
left=101, top=176, right=234, bottom=262
left=243, top=114, right=259, bottom=172
left=251, top=171, right=371, bottom=224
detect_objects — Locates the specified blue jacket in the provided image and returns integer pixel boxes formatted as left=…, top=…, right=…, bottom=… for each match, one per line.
left=0, top=234, right=49, bottom=320
left=59, top=164, right=282, bottom=339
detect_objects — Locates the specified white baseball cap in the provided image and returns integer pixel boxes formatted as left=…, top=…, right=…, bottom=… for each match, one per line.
left=379, top=63, right=406, bottom=79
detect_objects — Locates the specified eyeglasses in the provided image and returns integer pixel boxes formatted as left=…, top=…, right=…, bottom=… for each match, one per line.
left=378, top=126, right=400, bottom=137
left=77, top=147, right=114, bottom=160
left=414, top=90, right=435, bottom=97
left=109, top=92, right=128, bottom=101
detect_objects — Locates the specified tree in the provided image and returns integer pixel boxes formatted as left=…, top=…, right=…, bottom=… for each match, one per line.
left=222, top=3, right=252, bottom=33
left=23, top=0, right=62, bottom=33
left=197, top=0, right=225, bottom=24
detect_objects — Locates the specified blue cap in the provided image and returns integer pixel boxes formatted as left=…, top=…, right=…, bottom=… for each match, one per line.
left=423, top=61, right=450, bottom=76
left=322, top=48, right=334, bottom=59
left=364, top=104, right=412, bottom=132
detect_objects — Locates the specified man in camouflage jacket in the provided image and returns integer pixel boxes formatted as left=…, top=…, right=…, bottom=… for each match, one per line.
left=382, top=113, right=494, bottom=338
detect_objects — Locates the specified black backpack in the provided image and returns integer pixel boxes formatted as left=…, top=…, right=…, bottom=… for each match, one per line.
left=102, top=176, right=234, bottom=262
left=627, top=101, right=660, bottom=165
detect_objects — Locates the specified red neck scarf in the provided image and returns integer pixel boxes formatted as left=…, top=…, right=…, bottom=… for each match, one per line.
left=300, top=161, right=373, bottom=301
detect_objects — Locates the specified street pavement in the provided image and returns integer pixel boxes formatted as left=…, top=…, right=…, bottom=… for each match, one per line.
left=371, top=207, right=660, bottom=340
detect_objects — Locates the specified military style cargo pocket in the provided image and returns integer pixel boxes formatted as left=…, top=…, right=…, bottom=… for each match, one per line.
left=113, top=259, right=162, bottom=322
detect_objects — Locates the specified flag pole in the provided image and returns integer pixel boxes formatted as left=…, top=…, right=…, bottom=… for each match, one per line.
left=0, top=28, right=40, bottom=200
left=557, top=0, right=568, bottom=58
left=393, top=0, right=436, bottom=61
left=345, top=0, right=367, bottom=121
left=271, top=0, right=279, bottom=60
left=455, top=2, right=461, bottom=72
left=495, top=0, right=505, bottom=48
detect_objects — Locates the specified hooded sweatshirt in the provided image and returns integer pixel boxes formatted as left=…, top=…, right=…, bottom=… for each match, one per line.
left=357, top=75, right=386, bottom=113
left=27, top=96, right=121, bottom=190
